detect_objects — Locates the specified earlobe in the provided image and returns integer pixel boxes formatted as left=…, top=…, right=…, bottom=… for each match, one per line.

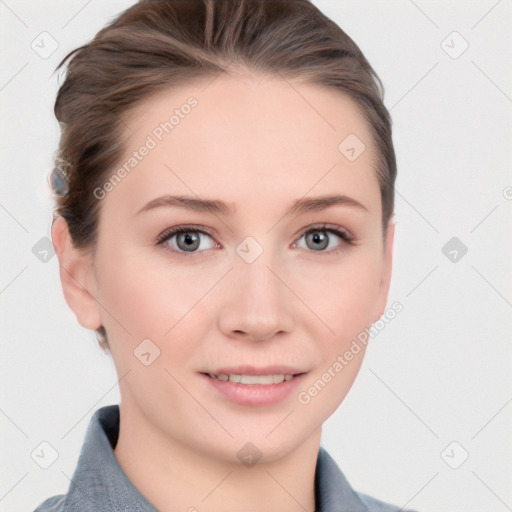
left=51, top=216, right=103, bottom=331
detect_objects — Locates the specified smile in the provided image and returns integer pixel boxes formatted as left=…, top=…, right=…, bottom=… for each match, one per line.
left=207, top=373, right=294, bottom=385
left=202, top=370, right=307, bottom=406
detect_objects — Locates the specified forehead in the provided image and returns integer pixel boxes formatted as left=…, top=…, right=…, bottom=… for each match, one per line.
left=101, top=73, right=379, bottom=219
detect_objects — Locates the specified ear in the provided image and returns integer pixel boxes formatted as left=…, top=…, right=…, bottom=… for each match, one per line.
left=51, top=216, right=103, bottom=331
left=372, top=221, right=395, bottom=323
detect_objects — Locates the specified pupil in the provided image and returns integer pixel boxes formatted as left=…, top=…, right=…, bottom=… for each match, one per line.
left=178, top=232, right=199, bottom=251
left=308, top=231, right=328, bottom=250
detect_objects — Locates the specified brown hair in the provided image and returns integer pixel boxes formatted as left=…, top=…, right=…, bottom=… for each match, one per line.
left=51, top=0, right=396, bottom=353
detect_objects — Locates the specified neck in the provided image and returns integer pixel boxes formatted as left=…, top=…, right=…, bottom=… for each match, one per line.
left=113, top=400, right=321, bottom=512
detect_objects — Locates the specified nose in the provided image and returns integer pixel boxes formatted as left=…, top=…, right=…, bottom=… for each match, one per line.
left=217, top=251, right=296, bottom=343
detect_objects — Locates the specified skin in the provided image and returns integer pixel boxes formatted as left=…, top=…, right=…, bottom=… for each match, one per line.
left=52, top=69, right=395, bottom=512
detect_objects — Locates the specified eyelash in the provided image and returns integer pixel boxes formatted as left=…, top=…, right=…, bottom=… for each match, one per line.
left=155, top=223, right=355, bottom=258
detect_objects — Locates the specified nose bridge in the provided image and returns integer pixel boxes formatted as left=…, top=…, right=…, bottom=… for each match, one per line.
left=217, top=242, right=295, bottom=340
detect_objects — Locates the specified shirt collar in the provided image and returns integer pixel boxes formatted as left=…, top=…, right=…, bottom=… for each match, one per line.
left=64, top=404, right=369, bottom=511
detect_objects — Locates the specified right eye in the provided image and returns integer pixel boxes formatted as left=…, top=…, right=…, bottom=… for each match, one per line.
left=155, top=226, right=220, bottom=256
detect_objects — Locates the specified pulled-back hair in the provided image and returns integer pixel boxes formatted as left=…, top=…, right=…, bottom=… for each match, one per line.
left=51, top=0, right=396, bottom=352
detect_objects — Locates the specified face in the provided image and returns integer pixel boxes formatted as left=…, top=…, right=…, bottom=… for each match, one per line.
left=55, top=71, right=394, bottom=463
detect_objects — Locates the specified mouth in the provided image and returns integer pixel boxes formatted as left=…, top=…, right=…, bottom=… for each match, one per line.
left=206, top=373, right=297, bottom=385
left=200, top=367, right=308, bottom=406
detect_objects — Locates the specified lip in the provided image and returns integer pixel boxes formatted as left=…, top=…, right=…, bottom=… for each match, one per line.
left=206, top=365, right=306, bottom=376
left=200, top=367, right=308, bottom=407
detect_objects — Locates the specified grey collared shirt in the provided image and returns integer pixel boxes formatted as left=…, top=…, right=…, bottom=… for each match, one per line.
left=34, top=405, right=416, bottom=512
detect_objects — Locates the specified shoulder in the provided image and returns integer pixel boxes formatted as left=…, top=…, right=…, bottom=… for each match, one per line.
left=316, top=446, right=418, bottom=512
left=356, top=491, right=418, bottom=512
left=32, top=495, right=66, bottom=511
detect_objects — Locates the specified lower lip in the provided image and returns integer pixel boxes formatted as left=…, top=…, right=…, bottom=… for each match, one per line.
left=201, top=373, right=307, bottom=406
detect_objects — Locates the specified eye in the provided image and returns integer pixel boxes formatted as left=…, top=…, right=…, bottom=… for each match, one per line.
left=155, top=226, right=220, bottom=255
left=292, top=224, right=354, bottom=253
left=155, top=223, right=354, bottom=257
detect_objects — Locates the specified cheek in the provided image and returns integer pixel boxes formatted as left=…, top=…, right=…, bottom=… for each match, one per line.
left=96, top=239, right=382, bottom=351
left=292, top=250, right=383, bottom=342
left=95, top=250, right=222, bottom=335
left=93, top=251, right=229, bottom=377
left=292, top=256, right=379, bottom=418
left=295, top=340, right=367, bottom=424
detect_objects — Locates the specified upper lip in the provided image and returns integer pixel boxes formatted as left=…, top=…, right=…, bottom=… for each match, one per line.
left=203, top=365, right=307, bottom=376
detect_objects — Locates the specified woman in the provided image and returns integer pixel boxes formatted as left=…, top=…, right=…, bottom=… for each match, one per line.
left=37, top=0, right=415, bottom=510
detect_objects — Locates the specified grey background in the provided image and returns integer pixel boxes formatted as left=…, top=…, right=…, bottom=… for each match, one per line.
left=1, top=1, right=511, bottom=511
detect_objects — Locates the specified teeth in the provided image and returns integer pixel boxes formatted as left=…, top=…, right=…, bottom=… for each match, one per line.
left=241, top=374, right=274, bottom=385
left=208, top=373, right=295, bottom=385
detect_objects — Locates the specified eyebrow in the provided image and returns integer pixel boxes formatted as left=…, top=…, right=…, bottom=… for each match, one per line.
left=135, top=193, right=369, bottom=217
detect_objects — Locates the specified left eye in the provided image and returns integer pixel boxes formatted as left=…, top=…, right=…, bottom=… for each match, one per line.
left=293, top=228, right=352, bottom=252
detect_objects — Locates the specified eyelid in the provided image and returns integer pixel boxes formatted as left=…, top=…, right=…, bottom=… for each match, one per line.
left=155, top=222, right=355, bottom=256
left=297, top=222, right=353, bottom=240
left=293, top=222, right=354, bottom=252
left=155, top=224, right=218, bottom=245
left=155, top=224, right=220, bottom=257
